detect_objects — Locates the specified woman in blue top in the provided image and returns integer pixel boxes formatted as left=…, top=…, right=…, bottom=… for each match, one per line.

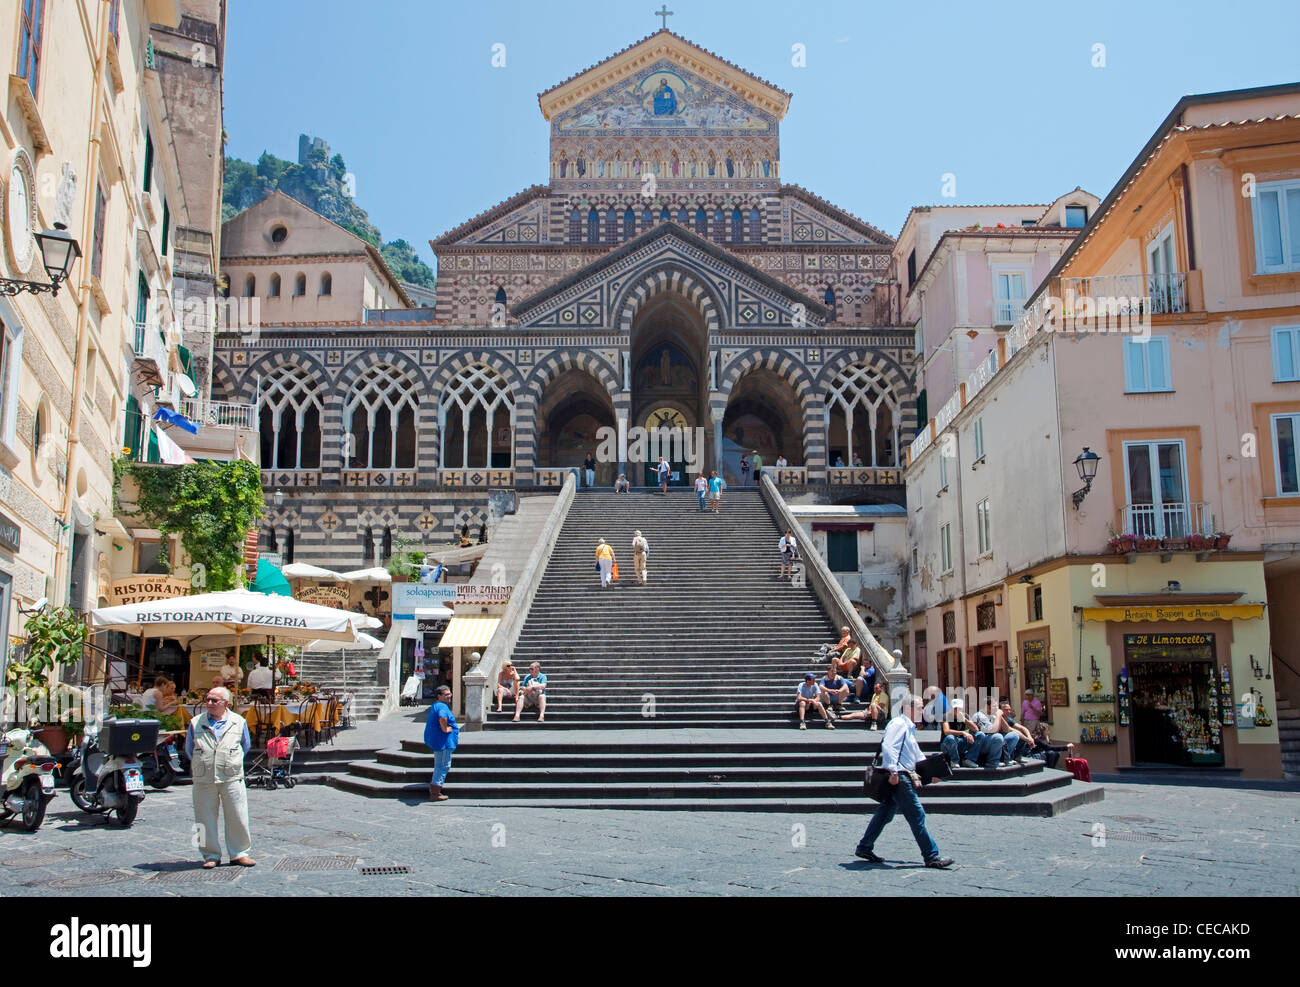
left=424, top=685, right=458, bottom=802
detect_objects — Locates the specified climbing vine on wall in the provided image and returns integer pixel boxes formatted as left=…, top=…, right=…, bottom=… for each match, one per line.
left=115, top=459, right=265, bottom=592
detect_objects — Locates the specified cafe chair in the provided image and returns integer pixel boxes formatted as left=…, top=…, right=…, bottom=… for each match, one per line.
left=252, top=699, right=279, bottom=747
left=320, top=696, right=340, bottom=746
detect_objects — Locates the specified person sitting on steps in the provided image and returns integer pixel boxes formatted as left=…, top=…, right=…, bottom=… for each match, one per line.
left=796, top=673, right=835, bottom=730
left=513, top=662, right=547, bottom=723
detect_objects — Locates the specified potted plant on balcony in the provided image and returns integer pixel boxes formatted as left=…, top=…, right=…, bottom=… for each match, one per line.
left=1187, top=533, right=1214, bottom=551
left=1108, top=533, right=1137, bottom=555
left=1214, top=531, right=1232, bottom=550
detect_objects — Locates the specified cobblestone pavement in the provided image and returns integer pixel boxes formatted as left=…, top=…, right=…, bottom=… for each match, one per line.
left=1, top=779, right=1296, bottom=896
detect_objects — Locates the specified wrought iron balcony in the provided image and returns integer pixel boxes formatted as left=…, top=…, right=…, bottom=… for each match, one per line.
left=179, top=398, right=256, bottom=430
left=1061, top=272, right=1188, bottom=318
left=1119, top=501, right=1215, bottom=541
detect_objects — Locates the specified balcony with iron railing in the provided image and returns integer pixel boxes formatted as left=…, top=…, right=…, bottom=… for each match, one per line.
left=131, top=319, right=169, bottom=388
left=1118, top=501, right=1216, bottom=541
left=1060, top=272, right=1189, bottom=318
left=179, top=398, right=256, bottom=430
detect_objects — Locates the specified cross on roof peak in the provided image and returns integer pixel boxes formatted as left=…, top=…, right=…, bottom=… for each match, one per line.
left=655, top=4, right=673, bottom=29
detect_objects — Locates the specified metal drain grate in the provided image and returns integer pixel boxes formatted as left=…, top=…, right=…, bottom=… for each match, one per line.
left=273, top=855, right=359, bottom=872
left=1106, top=815, right=1155, bottom=824
left=297, top=833, right=371, bottom=849
left=152, top=867, right=243, bottom=883
left=1, top=850, right=86, bottom=869
left=359, top=865, right=411, bottom=876
left=29, top=870, right=139, bottom=890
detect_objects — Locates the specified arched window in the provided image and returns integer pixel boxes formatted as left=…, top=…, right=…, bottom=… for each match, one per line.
left=262, top=526, right=278, bottom=553
left=824, top=285, right=837, bottom=321
left=826, top=364, right=902, bottom=468
left=494, top=285, right=507, bottom=309
left=660, top=206, right=670, bottom=225
left=569, top=206, right=582, bottom=242
left=382, top=527, right=392, bottom=563
left=713, top=208, right=724, bottom=235
left=605, top=207, right=619, bottom=244
left=284, top=527, right=295, bottom=565
left=345, top=364, right=420, bottom=469
left=439, top=365, right=515, bottom=470
left=294, top=273, right=306, bottom=296
left=641, top=206, right=653, bottom=230
left=749, top=207, right=762, bottom=243
left=258, top=365, right=324, bottom=470
left=677, top=206, right=689, bottom=226
left=623, top=207, right=636, bottom=239
left=587, top=208, right=599, bottom=243
left=730, top=208, right=743, bottom=242
left=243, top=274, right=256, bottom=298
left=362, top=526, right=375, bottom=567
left=320, top=272, right=332, bottom=296
left=695, top=207, right=708, bottom=237
left=268, top=273, right=281, bottom=297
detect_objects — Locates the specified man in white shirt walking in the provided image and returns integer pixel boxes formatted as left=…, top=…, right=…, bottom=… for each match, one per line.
left=855, top=697, right=954, bottom=869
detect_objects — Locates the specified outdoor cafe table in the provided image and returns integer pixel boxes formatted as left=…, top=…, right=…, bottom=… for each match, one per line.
left=178, top=701, right=339, bottom=733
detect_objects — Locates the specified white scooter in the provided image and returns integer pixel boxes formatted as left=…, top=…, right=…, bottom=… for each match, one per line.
left=67, top=717, right=156, bottom=827
left=0, top=726, right=59, bottom=831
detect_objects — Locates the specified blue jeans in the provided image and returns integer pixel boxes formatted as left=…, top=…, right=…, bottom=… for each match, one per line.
left=999, top=733, right=1020, bottom=762
left=697, top=490, right=706, bottom=511
left=940, top=734, right=971, bottom=765
left=429, top=748, right=454, bottom=786
left=857, top=772, right=940, bottom=862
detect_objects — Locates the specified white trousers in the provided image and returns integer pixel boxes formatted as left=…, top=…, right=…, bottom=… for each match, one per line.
left=598, top=558, right=613, bottom=586
left=192, top=779, right=252, bottom=861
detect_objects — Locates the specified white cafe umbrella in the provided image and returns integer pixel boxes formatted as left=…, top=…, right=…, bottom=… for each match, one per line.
left=351, top=612, right=384, bottom=630
left=305, top=632, right=384, bottom=652
left=282, top=562, right=342, bottom=580
left=90, top=589, right=359, bottom=677
left=338, top=567, right=392, bottom=583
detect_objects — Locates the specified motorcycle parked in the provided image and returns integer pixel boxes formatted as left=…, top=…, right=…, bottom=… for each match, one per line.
left=140, top=735, right=186, bottom=790
left=67, top=718, right=158, bottom=827
left=0, top=726, right=59, bottom=831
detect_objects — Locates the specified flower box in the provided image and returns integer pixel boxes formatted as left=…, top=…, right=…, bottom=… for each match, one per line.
left=1214, top=533, right=1232, bottom=550
left=1135, top=538, right=1162, bottom=552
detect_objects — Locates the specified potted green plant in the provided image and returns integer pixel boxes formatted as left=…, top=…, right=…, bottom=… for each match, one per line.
left=6, top=607, right=89, bottom=752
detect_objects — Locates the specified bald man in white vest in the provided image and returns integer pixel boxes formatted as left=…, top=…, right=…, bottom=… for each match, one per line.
left=186, top=686, right=255, bottom=868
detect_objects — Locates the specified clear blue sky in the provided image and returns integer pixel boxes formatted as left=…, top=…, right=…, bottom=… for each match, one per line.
left=224, top=0, right=1300, bottom=271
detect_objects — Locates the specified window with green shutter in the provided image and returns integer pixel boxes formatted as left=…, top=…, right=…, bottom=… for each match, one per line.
left=143, top=130, right=154, bottom=193
left=160, top=199, right=169, bottom=256
left=826, top=531, right=858, bottom=572
left=123, top=394, right=143, bottom=459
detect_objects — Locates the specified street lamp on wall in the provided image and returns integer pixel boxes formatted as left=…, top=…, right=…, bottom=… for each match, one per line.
left=0, top=223, right=82, bottom=297
left=1072, top=447, right=1101, bottom=509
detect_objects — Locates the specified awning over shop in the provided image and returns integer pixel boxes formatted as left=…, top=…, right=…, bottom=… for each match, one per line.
left=424, top=543, right=490, bottom=566
left=438, top=615, right=501, bottom=648
left=1082, top=604, right=1265, bottom=622
left=811, top=522, right=875, bottom=532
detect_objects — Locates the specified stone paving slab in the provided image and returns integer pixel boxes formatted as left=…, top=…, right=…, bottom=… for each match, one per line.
left=0, top=778, right=1296, bottom=897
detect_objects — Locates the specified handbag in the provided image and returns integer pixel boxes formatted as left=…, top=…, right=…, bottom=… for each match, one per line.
left=611, top=562, right=619, bottom=581
left=863, top=754, right=892, bottom=803
left=915, top=752, right=953, bottom=785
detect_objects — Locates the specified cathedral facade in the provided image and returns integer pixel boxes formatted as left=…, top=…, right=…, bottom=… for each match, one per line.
left=213, top=31, right=917, bottom=570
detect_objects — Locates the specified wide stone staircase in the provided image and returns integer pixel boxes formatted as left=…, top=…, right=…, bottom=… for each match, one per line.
left=328, top=488, right=1102, bottom=815
left=294, top=650, right=388, bottom=722
left=1278, top=695, right=1300, bottom=780
left=493, top=487, right=836, bottom=728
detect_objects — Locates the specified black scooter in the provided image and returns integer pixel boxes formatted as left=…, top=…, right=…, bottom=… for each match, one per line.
left=139, top=736, right=187, bottom=790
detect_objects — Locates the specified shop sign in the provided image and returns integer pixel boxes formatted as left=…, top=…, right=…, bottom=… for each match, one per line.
left=1047, top=677, right=1069, bottom=709
left=0, top=510, right=20, bottom=554
left=393, top=583, right=456, bottom=619
left=455, top=585, right=513, bottom=605
left=200, top=649, right=228, bottom=671
left=297, top=584, right=350, bottom=609
left=108, top=576, right=190, bottom=606
left=1023, top=639, right=1046, bottom=665
left=1083, top=605, right=1264, bottom=623
left=1124, top=633, right=1214, bottom=647
left=417, top=617, right=450, bottom=633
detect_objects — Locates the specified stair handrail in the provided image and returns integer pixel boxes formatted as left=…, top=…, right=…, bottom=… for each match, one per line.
left=462, top=473, right=577, bottom=727
left=758, top=474, right=910, bottom=694
left=1272, top=650, right=1300, bottom=682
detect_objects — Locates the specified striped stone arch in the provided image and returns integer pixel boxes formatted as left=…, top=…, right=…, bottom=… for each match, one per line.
left=209, top=361, right=242, bottom=403
left=233, top=350, right=332, bottom=404
left=523, top=350, right=621, bottom=408
left=717, top=348, right=816, bottom=402
left=613, top=263, right=723, bottom=336
left=323, top=350, right=429, bottom=473
left=716, top=348, right=820, bottom=471
left=816, top=349, right=919, bottom=472
left=518, top=350, right=622, bottom=485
